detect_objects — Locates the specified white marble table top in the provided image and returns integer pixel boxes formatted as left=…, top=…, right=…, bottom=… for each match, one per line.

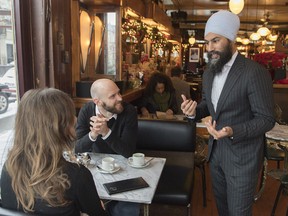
left=87, top=153, right=166, bottom=204
left=266, top=124, right=288, bottom=142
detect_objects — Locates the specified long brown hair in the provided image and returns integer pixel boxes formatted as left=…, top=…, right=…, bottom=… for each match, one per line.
left=5, top=88, right=76, bottom=212
left=144, top=71, right=175, bottom=96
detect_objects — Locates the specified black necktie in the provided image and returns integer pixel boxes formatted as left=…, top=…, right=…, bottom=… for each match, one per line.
left=107, top=117, right=115, bottom=128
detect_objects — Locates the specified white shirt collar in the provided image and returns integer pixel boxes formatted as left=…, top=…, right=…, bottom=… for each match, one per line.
left=95, top=105, right=117, bottom=120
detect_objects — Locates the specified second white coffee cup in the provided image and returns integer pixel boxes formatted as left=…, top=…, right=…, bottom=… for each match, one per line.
left=102, top=157, right=115, bottom=171
left=132, top=153, right=145, bottom=166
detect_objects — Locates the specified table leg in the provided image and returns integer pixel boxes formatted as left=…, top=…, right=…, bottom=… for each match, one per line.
left=143, top=204, right=149, bottom=216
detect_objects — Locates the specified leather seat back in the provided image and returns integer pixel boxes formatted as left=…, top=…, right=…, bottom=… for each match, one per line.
left=137, top=119, right=196, bottom=152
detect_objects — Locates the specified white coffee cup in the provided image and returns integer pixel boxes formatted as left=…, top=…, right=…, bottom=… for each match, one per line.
left=131, top=153, right=145, bottom=166
left=101, top=157, right=115, bottom=171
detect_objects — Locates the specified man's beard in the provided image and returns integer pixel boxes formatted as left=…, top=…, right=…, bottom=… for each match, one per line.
left=102, top=101, right=124, bottom=114
left=207, top=43, right=233, bottom=74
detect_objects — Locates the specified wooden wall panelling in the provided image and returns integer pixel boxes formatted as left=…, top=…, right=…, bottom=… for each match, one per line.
left=50, top=0, right=72, bottom=94
left=13, top=0, right=73, bottom=96
left=122, top=0, right=145, bottom=17
left=145, top=2, right=173, bottom=34
left=71, top=0, right=81, bottom=98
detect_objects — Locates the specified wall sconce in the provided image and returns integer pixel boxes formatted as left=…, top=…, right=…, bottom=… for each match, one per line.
left=189, top=37, right=196, bottom=45
left=80, top=10, right=93, bottom=73
left=188, top=30, right=196, bottom=45
left=229, top=0, right=244, bottom=14
left=94, top=16, right=105, bottom=71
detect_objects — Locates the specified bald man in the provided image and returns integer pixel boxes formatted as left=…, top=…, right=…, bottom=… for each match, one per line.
left=75, top=78, right=137, bottom=158
left=75, top=79, right=139, bottom=216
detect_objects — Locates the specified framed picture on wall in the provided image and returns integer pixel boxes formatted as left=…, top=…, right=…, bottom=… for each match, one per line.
left=189, top=48, right=200, bottom=62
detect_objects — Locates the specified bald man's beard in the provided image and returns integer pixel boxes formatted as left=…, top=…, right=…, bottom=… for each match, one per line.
left=207, top=42, right=233, bottom=74
left=102, top=101, right=124, bottom=114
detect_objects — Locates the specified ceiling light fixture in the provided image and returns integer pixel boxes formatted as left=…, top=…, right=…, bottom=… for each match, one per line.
left=268, top=33, right=278, bottom=41
left=257, top=26, right=271, bottom=37
left=250, top=32, right=261, bottom=41
left=241, top=38, right=250, bottom=45
left=229, top=0, right=244, bottom=14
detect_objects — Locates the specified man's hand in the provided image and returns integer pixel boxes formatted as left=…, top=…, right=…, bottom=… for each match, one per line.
left=181, top=94, right=197, bottom=117
left=89, top=114, right=109, bottom=139
left=205, top=119, right=233, bottom=140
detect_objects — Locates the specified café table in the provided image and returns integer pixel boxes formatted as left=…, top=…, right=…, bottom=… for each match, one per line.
left=265, top=124, right=288, bottom=215
left=265, top=124, right=288, bottom=178
left=87, top=153, right=166, bottom=216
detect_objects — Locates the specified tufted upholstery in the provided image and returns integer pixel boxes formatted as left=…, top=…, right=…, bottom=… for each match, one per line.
left=136, top=119, right=196, bottom=215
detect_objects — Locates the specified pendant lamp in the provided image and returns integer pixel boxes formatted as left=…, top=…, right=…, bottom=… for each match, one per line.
left=229, top=0, right=244, bottom=14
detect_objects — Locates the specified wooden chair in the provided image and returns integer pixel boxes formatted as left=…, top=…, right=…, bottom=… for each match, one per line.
left=136, top=119, right=196, bottom=216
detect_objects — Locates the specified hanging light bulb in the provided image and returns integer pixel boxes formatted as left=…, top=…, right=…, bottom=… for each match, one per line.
left=250, top=32, right=261, bottom=41
left=229, top=0, right=245, bottom=14
left=257, top=26, right=271, bottom=37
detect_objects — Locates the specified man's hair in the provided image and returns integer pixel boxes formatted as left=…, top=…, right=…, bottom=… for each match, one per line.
left=171, top=66, right=182, bottom=77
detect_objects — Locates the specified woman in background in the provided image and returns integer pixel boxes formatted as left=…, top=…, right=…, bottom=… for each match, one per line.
left=1, top=88, right=107, bottom=216
left=139, top=71, right=177, bottom=117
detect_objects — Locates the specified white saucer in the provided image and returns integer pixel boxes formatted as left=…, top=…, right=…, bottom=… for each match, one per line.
left=96, top=163, right=121, bottom=174
left=127, top=157, right=150, bottom=168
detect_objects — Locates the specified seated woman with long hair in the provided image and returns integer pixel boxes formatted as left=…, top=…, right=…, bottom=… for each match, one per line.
left=1, top=88, right=107, bottom=216
left=139, top=71, right=177, bottom=117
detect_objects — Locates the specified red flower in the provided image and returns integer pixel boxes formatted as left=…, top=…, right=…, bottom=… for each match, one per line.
left=254, top=52, right=287, bottom=69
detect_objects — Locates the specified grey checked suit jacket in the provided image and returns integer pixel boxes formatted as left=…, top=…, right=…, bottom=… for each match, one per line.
left=194, top=54, right=275, bottom=176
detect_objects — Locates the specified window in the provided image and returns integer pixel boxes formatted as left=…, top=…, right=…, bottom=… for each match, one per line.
left=0, top=0, right=18, bottom=176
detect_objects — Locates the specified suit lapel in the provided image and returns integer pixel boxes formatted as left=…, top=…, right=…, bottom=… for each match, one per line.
left=205, top=70, right=216, bottom=116
left=215, top=54, right=244, bottom=119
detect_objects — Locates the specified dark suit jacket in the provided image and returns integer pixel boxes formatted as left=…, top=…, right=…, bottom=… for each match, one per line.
left=75, top=101, right=137, bottom=158
left=194, top=54, right=275, bottom=176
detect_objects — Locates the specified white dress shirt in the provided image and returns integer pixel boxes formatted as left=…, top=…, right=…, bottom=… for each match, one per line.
left=211, top=51, right=238, bottom=111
